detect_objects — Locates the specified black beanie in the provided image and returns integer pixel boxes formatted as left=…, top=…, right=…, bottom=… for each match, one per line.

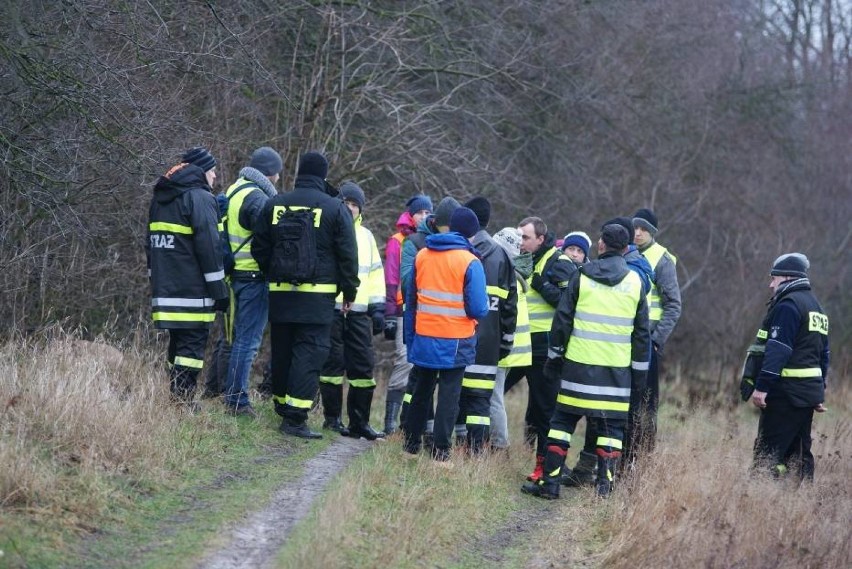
left=297, top=151, right=328, bottom=178
left=603, top=216, right=635, bottom=245
left=249, top=146, right=283, bottom=176
left=339, top=181, right=366, bottom=211
left=632, top=208, right=658, bottom=234
left=450, top=207, right=480, bottom=238
left=181, top=146, right=217, bottom=172
left=601, top=223, right=630, bottom=251
left=464, top=197, right=491, bottom=229
left=770, top=253, right=809, bottom=278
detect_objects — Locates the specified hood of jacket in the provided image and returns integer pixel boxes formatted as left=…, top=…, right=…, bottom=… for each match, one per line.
left=396, top=210, right=417, bottom=234
left=471, top=229, right=499, bottom=258
left=580, top=252, right=630, bottom=286
left=425, top=232, right=480, bottom=256
left=154, top=163, right=210, bottom=205
left=238, top=166, right=278, bottom=198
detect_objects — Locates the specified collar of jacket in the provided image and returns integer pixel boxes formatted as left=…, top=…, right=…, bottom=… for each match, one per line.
left=294, top=174, right=327, bottom=194
left=238, top=167, right=278, bottom=198
left=769, top=277, right=811, bottom=307
left=532, top=232, right=557, bottom=263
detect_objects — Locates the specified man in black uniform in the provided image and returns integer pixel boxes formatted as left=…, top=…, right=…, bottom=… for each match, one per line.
left=252, top=152, right=360, bottom=439
left=750, top=253, right=830, bottom=480
left=147, top=146, right=229, bottom=409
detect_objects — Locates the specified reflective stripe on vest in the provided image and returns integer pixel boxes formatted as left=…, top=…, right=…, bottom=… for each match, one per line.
left=414, top=248, right=477, bottom=338
left=225, top=179, right=261, bottom=272
left=642, top=242, right=676, bottom=323
left=527, top=247, right=564, bottom=333
left=500, top=286, right=532, bottom=367
left=335, top=220, right=384, bottom=311
left=565, top=272, right=643, bottom=368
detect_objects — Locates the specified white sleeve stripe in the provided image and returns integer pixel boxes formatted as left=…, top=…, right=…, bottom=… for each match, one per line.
left=204, top=270, right=225, bottom=282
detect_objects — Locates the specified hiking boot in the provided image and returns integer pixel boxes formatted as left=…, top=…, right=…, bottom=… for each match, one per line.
left=346, top=424, right=386, bottom=441
left=526, top=455, right=545, bottom=482
left=229, top=404, right=258, bottom=419
left=323, top=416, right=349, bottom=435
left=279, top=420, right=323, bottom=439
left=521, top=479, right=560, bottom=499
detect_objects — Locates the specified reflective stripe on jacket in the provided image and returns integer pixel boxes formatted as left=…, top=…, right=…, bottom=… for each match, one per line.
left=336, top=217, right=384, bottom=312
left=527, top=247, right=566, bottom=333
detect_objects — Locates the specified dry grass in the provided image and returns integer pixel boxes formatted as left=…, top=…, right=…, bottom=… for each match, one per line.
left=601, top=386, right=852, bottom=569
left=0, top=334, right=185, bottom=520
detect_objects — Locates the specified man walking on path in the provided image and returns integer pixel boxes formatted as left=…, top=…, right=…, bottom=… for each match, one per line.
left=402, top=207, right=489, bottom=466
left=147, top=146, right=229, bottom=410
left=252, top=152, right=359, bottom=439
left=222, top=147, right=284, bottom=417
left=522, top=224, right=650, bottom=499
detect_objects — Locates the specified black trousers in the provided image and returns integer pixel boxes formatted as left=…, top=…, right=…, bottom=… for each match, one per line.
left=167, top=327, right=209, bottom=399
left=624, top=346, right=659, bottom=464
left=753, top=396, right=815, bottom=480
left=319, top=311, right=376, bottom=426
left=506, top=358, right=560, bottom=456
left=404, top=366, right=464, bottom=460
left=204, top=312, right=231, bottom=396
left=270, top=321, right=332, bottom=424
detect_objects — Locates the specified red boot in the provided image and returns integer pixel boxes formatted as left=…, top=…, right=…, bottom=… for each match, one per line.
left=526, top=454, right=544, bottom=482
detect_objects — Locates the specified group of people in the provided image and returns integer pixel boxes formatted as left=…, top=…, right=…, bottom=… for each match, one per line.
left=147, top=145, right=830, bottom=499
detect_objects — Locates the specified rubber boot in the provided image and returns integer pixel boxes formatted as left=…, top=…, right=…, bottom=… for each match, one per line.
left=522, top=445, right=565, bottom=499
left=319, top=382, right=343, bottom=421
left=526, top=454, right=545, bottom=482
left=595, top=455, right=619, bottom=498
left=384, top=388, right=404, bottom=434
left=561, top=450, right=598, bottom=487
left=346, top=386, right=385, bottom=441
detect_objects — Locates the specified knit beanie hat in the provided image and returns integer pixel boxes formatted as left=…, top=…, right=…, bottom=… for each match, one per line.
left=770, top=253, right=809, bottom=278
left=493, top=227, right=523, bottom=257
left=406, top=194, right=433, bottom=215
left=464, top=197, right=491, bottom=229
left=562, top=231, right=592, bottom=258
left=602, top=217, right=635, bottom=245
left=632, top=208, right=658, bottom=234
left=339, top=181, right=366, bottom=211
left=601, top=223, right=630, bottom=251
left=249, top=146, right=283, bottom=176
left=450, top=207, right=480, bottom=238
left=181, top=146, right=217, bottom=172
left=297, top=151, right=328, bottom=178
left=434, top=197, right=461, bottom=228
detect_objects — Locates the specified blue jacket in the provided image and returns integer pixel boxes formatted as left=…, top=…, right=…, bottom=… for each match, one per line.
left=404, top=232, right=489, bottom=369
left=625, top=245, right=654, bottom=295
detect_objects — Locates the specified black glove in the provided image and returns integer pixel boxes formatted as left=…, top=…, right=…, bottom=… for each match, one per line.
left=739, top=377, right=755, bottom=402
left=543, top=357, right=563, bottom=381
left=371, top=313, right=385, bottom=336
left=383, top=318, right=398, bottom=341
left=499, top=343, right=512, bottom=361
left=530, top=273, right=544, bottom=292
left=213, top=297, right=229, bottom=313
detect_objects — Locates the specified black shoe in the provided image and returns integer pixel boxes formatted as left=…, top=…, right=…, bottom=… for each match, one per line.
left=521, top=480, right=560, bottom=500
left=560, top=467, right=596, bottom=487
left=279, top=420, right=323, bottom=439
left=346, top=424, right=386, bottom=441
left=323, top=417, right=349, bottom=435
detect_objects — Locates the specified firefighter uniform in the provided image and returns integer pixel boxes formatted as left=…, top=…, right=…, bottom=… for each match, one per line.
left=751, top=254, right=829, bottom=480
left=457, top=228, right=517, bottom=454
left=523, top=234, right=650, bottom=499
left=251, top=154, right=359, bottom=438
left=319, top=191, right=386, bottom=440
left=147, top=155, right=228, bottom=403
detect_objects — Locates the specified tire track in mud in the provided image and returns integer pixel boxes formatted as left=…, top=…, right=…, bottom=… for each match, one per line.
left=198, top=436, right=372, bottom=569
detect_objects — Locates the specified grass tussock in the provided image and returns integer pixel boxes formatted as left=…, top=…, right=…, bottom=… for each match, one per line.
left=0, top=335, right=184, bottom=519
left=602, top=404, right=852, bottom=569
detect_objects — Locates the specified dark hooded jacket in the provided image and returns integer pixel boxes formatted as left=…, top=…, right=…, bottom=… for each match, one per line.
left=252, top=174, right=359, bottom=324
left=147, top=162, right=228, bottom=329
left=469, top=229, right=518, bottom=368
left=549, top=252, right=651, bottom=418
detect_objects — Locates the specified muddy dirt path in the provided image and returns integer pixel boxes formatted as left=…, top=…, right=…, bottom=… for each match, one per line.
left=198, top=436, right=372, bottom=569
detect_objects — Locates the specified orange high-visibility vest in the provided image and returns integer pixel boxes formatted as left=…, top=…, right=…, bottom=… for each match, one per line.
left=414, top=248, right=477, bottom=338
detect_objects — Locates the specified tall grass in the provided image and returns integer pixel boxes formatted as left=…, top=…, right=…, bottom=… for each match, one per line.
left=0, top=334, right=185, bottom=520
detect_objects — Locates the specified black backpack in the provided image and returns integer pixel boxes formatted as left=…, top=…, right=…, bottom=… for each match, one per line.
left=267, top=206, right=317, bottom=285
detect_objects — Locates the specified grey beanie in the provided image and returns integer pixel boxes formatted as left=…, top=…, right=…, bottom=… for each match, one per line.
left=434, top=197, right=461, bottom=228
left=249, top=146, right=283, bottom=176
left=770, top=253, right=809, bottom=278
left=340, top=181, right=366, bottom=210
